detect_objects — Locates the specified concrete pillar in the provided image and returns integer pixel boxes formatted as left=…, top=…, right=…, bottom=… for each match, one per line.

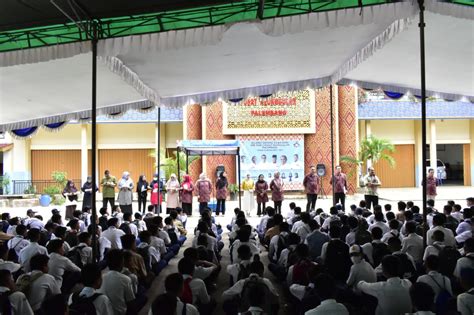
left=4, top=136, right=31, bottom=194
left=81, top=124, right=88, bottom=184
left=184, top=104, right=203, bottom=181
left=414, top=120, right=423, bottom=187
left=429, top=120, right=437, bottom=171
left=365, top=120, right=372, bottom=169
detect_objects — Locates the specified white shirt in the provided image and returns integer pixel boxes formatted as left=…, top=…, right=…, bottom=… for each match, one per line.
left=102, top=227, right=126, bottom=249
left=7, top=236, right=30, bottom=256
left=19, top=242, right=48, bottom=272
left=0, top=259, right=21, bottom=273
left=291, top=219, right=305, bottom=233
left=99, top=236, right=112, bottom=261
left=305, top=299, right=349, bottom=315
left=346, top=259, right=377, bottom=290
left=0, top=286, right=33, bottom=315
left=7, top=225, right=17, bottom=236
left=223, top=274, right=278, bottom=300
left=296, top=224, right=312, bottom=242
left=20, top=271, right=60, bottom=311
left=71, top=243, right=93, bottom=266
left=457, top=288, right=474, bottom=315
left=69, top=287, right=114, bottom=315
left=48, top=252, right=81, bottom=287
left=134, top=220, right=147, bottom=232
left=123, top=221, right=139, bottom=237
left=289, top=283, right=310, bottom=301
left=257, top=215, right=270, bottom=233
left=192, top=232, right=217, bottom=252
left=150, top=236, right=167, bottom=255
left=417, top=271, right=453, bottom=301
left=158, top=229, right=171, bottom=245
left=24, top=217, right=44, bottom=230
left=230, top=240, right=260, bottom=264
left=194, top=265, right=217, bottom=281
left=401, top=233, right=424, bottom=264
left=427, top=226, right=456, bottom=247
left=454, top=253, right=474, bottom=279
left=99, top=270, right=135, bottom=315
left=138, top=242, right=161, bottom=265
left=357, top=277, right=412, bottom=315
left=183, top=275, right=210, bottom=305
left=369, top=221, right=390, bottom=235
left=381, top=229, right=403, bottom=243
left=321, top=215, right=340, bottom=231
left=423, top=242, right=444, bottom=262
left=226, top=260, right=252, bottom=284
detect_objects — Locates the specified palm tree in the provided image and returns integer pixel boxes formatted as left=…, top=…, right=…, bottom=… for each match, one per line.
left=149, top=149, right=199, bottom=181
left=340, top=136, right=395, bottom=178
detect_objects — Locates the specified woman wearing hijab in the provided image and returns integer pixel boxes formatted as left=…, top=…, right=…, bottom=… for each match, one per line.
left=242, top=174, right=255, bottom=216
left=215, top=171, right=228, bottom=216
left=136, top=175, right=149, bottom=214
left=181, top=174, right=194, bottom=216
left=81, top=176, right=98, bottom=211
left=166, top=174, right=181, bottom=214
left=196, top=173, right=212, bottom=216
left=63, top=180, right=79, bottom=219
left=269, top=171, right=284, bottom=214
left=254, top=174, right=269, bottom=217
left=118, top=171, right=134, bottom=214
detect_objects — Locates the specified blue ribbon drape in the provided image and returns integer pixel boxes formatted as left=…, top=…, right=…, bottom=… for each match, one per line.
left=259, top=94, right=273, bottom=98
left=228, top=98, right=244, bottom=103
left=44, top=121, right=66, bottom=129
left=384, top=91, right=404, bottom=99
left=11, top=127, right=38, bottom=138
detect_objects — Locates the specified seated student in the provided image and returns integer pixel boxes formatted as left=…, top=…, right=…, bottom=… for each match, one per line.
left=165, top=216, right=186, bottom=246
left=256, top=207, right=275, bottom=241
left=223, top=255, right=279, bottom=315
left=295, top=213, right=312, bottom=242
left=19, top=228, right=48, bottom=272
left=454, top=237, right=474, bottom=280
left=321, top=207, right=341, bottom=232
left=305, top=273, right=349, bottom=315
left=102, top=218, right=126, bottom=249
left=16, top=254, right=60, bottom=312
left=229, top=216, right=248, bottom=242
left=0, top=245, right=21, bottom=275
left=344, top=216, right=360, bottom=246
left=69, top=232, right=93, bottom=267
left=81, top=207, right=92, bottom=228
left=0, top=213, right=10, bottom=234
left=121, top=234, right=147, bottom=281
left=133, top=213, right=147, bottom=232
left=458, top=268, right=474, bottom=315
left=148, top=224, right=173, bottom=262
left=369, top=211, right=389, bottom=235
left=401, top=221, right=424, bottom=265
left=287, top=244, right=317, bottom=286
left=366, top=205, right=382, bottom=226
left=7, top=225, right=29, bottom=261
left=264, top=213, right=283, bottom=245
left=98, top=207, right=109, bottom=231
left=53, top=226, right=72, bottom=253
left=305, top=220, right=329, bottom=260
left=7, top=217, right=19, bottom=236
left=269, top=222, right=290, bottom=263
left=417, top=255, right=453, bottom=307
left=153, top=216, right=172, bottom=246
left=238, top=284, right=271, bottom=315
left=321, top=225, right=351, bottom=282
left=184, top=248, right=219, bottom=284
left=137, top=230, right=167, bottom=275
left=346, top=245, right=376, bottom=292
left=228, top=208, right=241, bottom=232
left=381, top=219, right=402, bottom=243
left=357, top=255, right=412, bottom=315
left=111, top=206, right=124, bottom=226
left=227, top=245, right=253, bottom=286
left=0, top=269, right=33, bottom=315
left=175, top=207, right=188, bottom=229
left=456, top=207, right=472, bottom=236
left=427, top=213, right=456, bottom=247
left=72, top=210, right=86, bottom=232
left=410, top=282, right=436, bottom=315
left=151, top=273, right=199, bottom=315
left=400, top=210, right=414, bottom=236
left=423, top=230, right=446, bottom=262
left=230, top=226, right=260, bottom=264
left=68, top=263, right=114, bottom=315
left=100, top=249, right=136, bottom=315
left=177, top=258, right=214, bottom=314
left=286, top=202, right=297, bottom=223
left=369, top=227, right=390, bottom=268
left=46, top=239, right=81, bottom=294
left=170, top=210, right=187, bottom=237
left=120, top=212, right=139, bottom=237
left=193, top=221, right=218, bottom=252
left=87, top=224, right=111, bottom=262
left=385, top=237, right=417, bottom=280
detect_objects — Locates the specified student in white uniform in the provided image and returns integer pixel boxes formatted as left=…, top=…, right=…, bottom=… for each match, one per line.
left=46, top=239, right=81, bottom=292
left=18, top=229, right=48, bottom=272
left=150, top=273, right=199, bottom=315
left=0, top=269, right=33, bottom=315
left=346, top=245, right=376, bottom=293
left=7, top=225, right=29, bottom=258
left=305, top=274, right=349, bottom=315
left=101, top=218, right=126, bottom=249
left=416, top=255, right=453, bottom=302
left=457, top=268, right=474, bottom=315
left=409, top=282, right=436, bottom=315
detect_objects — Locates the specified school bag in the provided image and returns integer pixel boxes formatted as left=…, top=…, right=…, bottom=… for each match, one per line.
left=393, top=253, right=416, bottom=280
left=137, top=245, right=152, bottom=271
left=237, top=263, right=251, bottom=281
left=371, top=241, right=390, bottom=267
left=299, top=285, right=321, bottom=315
left=16, top=272, right=44, bottom=295
left=292, top=259, right=314, bottom=285
left=180, top=277, right=193, bottom=304
left=66, top=245, right=86, bottom=268
left=0, top=290, right=13, bottom=315
left=276, top=234, right=289, bottom=261
left=239, top=275, right=279, bottom=314
left=69, top=292, right=102, bottom=315
left=98, top=216, right=108, bottom=232
left=167, top=228, right=179, bottom=244
left=119, top=222, right=132, bottom=235
left=429, top=275, right=453, bottom=314
left=437, top=246, right=462, bottom=277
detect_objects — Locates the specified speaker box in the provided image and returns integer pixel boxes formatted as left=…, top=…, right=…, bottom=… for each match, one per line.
left=316, top=164, right=326, bottom=177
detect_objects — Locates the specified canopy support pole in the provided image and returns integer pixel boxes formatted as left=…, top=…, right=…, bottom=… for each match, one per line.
left=186, top=152, right=189, bottom=174
left=418, top=0, right=428, bottom=248
left=177, top=148, right=181, bottom=183
left=237, top=148, right=242, bottom=210
left=330, top=85, right=336, bottom=206
left=157, top=107, right=161, bottom=214
left=91, top=22, right=98, bottom=263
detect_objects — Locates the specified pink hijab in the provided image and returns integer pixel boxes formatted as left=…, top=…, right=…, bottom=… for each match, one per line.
left=182, top=174, right=193, bottom=189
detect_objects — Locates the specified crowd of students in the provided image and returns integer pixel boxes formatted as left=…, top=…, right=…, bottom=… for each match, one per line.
left=0, top=196, right=473, bottom=315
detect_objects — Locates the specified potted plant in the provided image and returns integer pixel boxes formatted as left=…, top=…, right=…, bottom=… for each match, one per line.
left=0, top=173, right=11, bottom=195
left=228, top=183, right=239, bottom=201
left=40, top=171, right=68, bottom=206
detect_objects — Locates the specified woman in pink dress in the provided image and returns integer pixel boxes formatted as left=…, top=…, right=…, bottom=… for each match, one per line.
left=181, top=174, right=194, bottom=216
left=196, top=173, right=212, bottom=215
left=215, top=171, right=228, bottom=216
left=270, top=171, right=284, bottom=214
left=254, top=174, right=269, bottom=216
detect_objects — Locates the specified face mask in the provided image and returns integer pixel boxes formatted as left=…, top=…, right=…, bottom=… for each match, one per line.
left=87, top=179, right=92, bottom=183
left=351, top=256, right=362, bottom=264
left=153, top=177, right=158, bottom=181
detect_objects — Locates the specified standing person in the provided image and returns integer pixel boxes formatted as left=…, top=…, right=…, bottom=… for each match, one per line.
left=303, top=166, right=320, bottom=212
left=242, top=174, right=255, bottom=216
left=270, top=172, right=284, bottom=214
left=136, top=175, right=149, bottom=214
left=101, top=170, right=117, bottom=210
left=166, top=174, right=181, bottom=214
left=196, top=173, right=212, bottom=216
left=362, top=167, right=381, bottom=210
left=255, top=174, right=269, bottom=217
left=63, top=180, right=79, bottom=220
left=118, top=172, right=134, bottom=215
left=150, top=181, right=161, bottom=214
left=215, top=171, right=228, bottom=216
left=330, top=165, right=348, bottom=210
left=425, top=168, right=438, bottom=204
left=181, top=174, right=194, bottom=216
left=81, top=176, right=98, bottom=211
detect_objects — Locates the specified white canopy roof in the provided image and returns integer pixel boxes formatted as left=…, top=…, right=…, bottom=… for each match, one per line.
left=0, top=0, right=472, bottom=131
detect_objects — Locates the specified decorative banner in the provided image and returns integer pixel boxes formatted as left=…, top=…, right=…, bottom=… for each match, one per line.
left=223, top=89, right=315, bottom=134
left=238, top=135, right=304, bottom=190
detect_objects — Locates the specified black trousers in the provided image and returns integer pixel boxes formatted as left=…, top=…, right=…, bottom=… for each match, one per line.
left=364, top=194, right=379, bottom=210
left=199, top=202, right=208, bottom=215
left=274, top=201, right=282, bottom=214
left=306, top=194, right=317, bottom=212
left=257, top=202, right=266, bottom=216
left=182, top=203, right=192, bottom=216
left=102, top=197, right=115, bottom=210
left=335, top=192, right=346, bottom=210
left=138, top=195, right=147, bottom=213
left=216, top=199, right=226, bottom=215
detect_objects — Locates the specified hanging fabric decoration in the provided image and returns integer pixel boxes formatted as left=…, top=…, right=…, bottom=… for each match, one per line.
left=228, top=98, right=244, bottom=103
left=259, top=94, right=273, bottom=98
left=9, top=127, right=39, bottom=139
left=107, top=111, right=125, bottom=119
left=43, top=121, right=67, bottom=132
left=137, top=106, right=155, bottom=113
left=383, top=91, right=404, bottom=99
